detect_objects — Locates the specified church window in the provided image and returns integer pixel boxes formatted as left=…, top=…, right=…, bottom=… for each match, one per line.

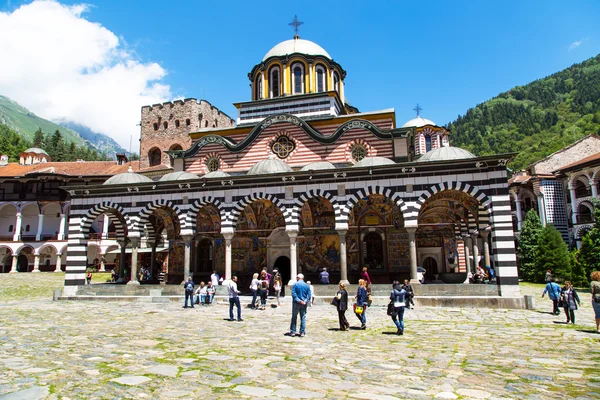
left=270, top=67, right=280, bottom=98
left=205, top=120, right=209, bottom=128
left=292, top=63, right=304, bottom=94
left=255, top=76, right=263, bottom=99
left=148, top=147, right=161, bottom=167
left=8, top=225, right=13, bottom=233
left=271, top=135, right=296, bottom=159
left=153, top=123, right=158, bottom=131
left=351, top=143, right=367, bottom=163
left=175, top=120, right=180, bottom=128
left=163, top=121, right=168, bottom=129
left=425, top=135, right=432, bottom=152
left=316, top=65, right=327, bottom=93
left=186, top=119, right=191, bottom=126
left=25, top=225, right=30, bottom=232
left=334, top=72, right=340, bottom=94
left=206, top=157, right=220, bottom=172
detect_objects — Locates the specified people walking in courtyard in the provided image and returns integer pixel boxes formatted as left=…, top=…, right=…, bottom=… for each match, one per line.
left=390, top=281, right=407, bottom=335
left=335, top=282, right=349, bottom=331
left=250, top=273, right=259, bottom=309
left=561, top=281, right=580, bottom=324
left=590, top=271, right=600, bottom=333
left=354, top=279, right=369, bottom=329
left=402, top=279, right=414, bottom=309
left=206, top=281, right=215, bottom=305
left=183, top=277, right=194, bottom=308
left=360, top=267, right=372, bottom=301
left=274, top=275, right=282, bottom=307
left=542, top=278, right=562, bottom=315
left=259, top=271, right=269, bottom=310
left=319, top=268, right=330, bottom=284
left=285, top=273, right=311, bottom=337
left=227, top=276, right=242, bottom=321
left=86, top=270, right=92, bottom=285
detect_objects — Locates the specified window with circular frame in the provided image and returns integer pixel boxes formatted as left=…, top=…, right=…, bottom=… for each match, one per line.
left=351, top=143, right=368, bottom=163
left=271, top=136, right=295, bottom=159
left=206, top=157, right=220, bottom=172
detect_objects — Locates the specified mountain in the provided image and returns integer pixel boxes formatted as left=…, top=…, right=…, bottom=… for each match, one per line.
left=447, top=54, right=600, bottom=171
left=0, top=95, right=127, bottom=156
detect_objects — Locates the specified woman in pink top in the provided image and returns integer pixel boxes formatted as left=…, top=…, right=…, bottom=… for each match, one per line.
left=360, top=267, right=372, bottom=297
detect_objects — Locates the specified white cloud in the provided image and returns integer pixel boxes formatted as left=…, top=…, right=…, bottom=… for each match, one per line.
left=0, top=0, right=171, bottom=148
left=569, top=40, right=582, bottom=50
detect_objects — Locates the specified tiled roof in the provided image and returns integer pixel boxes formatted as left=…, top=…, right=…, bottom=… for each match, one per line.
left=508, top=174, right=531, bottom=185
left=0, top=161, right=140, bottom=178
left=554, top=152, right=600, bottom=173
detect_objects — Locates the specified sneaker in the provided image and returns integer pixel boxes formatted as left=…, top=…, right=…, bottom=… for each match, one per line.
left=228, top=318, right=235, bottom=321
left=360, top=324, right=366, bottom=330
left=397, top=329, right=404, bottom=335
left=238, top=318, right=244, bottom=322
left=298, top=333, right=305, bottom=337
left=284, top=332, right=295, bottom=336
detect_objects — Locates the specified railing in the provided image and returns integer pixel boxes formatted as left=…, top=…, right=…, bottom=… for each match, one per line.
left=0, top=235, right=13, bottom=241
left=576, top=214, right=594, bottom=224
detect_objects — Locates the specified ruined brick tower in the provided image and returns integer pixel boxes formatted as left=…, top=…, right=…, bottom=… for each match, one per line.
left=139, top=98, right=235, bottom=169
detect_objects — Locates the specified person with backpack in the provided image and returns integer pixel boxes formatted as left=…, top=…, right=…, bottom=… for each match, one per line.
left=183, top=277, right=194, bottom=308
left=542, top=278, right=562, bottom=315
left=390, top=281, right=407, bottom=335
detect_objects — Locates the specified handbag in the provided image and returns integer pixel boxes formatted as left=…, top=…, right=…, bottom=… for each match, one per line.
left=594, top=294, right=600, bottom=304
left=331, top=296, right=340, bottom=307
left=354, top=304, right=364, bottom=315
left=386, top=301, right=395, bottom=316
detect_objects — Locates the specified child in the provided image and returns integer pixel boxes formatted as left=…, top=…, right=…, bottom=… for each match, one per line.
left=274, top=275, right=282, bottom=307
left=307, top=280, right=315, bottom=306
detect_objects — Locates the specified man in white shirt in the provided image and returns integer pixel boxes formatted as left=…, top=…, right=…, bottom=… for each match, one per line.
left=211, top=270, right=220, bottom=287
left=227, top=276, right=242, bottom=321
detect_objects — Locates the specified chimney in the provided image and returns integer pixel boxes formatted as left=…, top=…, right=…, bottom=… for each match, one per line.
left=116, top=153, right=128, bottom=165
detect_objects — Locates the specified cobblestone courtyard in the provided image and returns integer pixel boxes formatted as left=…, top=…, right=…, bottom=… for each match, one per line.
left=0, top=275, right=599, bottom=399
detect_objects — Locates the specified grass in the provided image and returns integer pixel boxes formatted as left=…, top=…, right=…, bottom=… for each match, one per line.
left=0, top=272, right=65, bottom=302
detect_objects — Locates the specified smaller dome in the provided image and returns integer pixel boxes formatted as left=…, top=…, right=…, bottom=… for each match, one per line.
left=159, top=171, right=200, bottom=182
left=300, top=161, right=336, bottom=171
left=203, top=171, right=231, bottom=178
left=263, top=38, right=331, bottom=61
left=352, top=156, right=395, bottom=168
left=103, top=166, right=153, bottom=185
left=23, top=147, right=49, bottom=156
left=401, top=116, right=436, bottom=128
left=247, top=157, right=294, bottom=175
left=417, top=146, right=476, bottom=162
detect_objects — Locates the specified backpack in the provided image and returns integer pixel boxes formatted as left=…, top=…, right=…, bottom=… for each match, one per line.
left=185, top=282, right=193, bottom=292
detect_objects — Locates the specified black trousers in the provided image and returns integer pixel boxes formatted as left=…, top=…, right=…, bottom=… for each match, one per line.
left=338, top=309, right=349, bottom=330
left=564, top=307, right=575, bottom=323
left=552, top=300, right=559, bottom=315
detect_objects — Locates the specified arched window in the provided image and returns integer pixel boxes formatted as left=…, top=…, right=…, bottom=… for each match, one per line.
left=205, top=120, right=209, bottom=128
left=153, top=123, right=158, bottom=131
left=333, top=72, right=340, bottom=94
left=8, top=225, right=13, bottom=233
left=169, top=144, right=183, bottom=167
left=163, top=121, right=168, bottom=129
left=148, top=147, right=161, bottom=167
left=425, top=135, right=432, bottom=152
left=186, top=119, right=191, bottom=126
left=175, top=120, right=180, bottom=128
left=292, top=63, right=304, bottom=94
left=25, top=225, right=30, bottom=232
left=255, top=76, right=263, bottom=100
left=269, top=67, right=280, bottom=98
left=316, top=65, right=327, bottom=93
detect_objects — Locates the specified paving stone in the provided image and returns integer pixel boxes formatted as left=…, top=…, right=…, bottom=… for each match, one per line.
left=274, top=388, right=326, bottom=398
left=233, top=385, right=273, bottom=396
left=110, top=376, right=152, bottom=386
left=0, top=385, right=49, bottom=400
left=456, top=388, right=492, bottom=398
left=434, top=393, right=458, bottom=399
left=145, top=365, right=179, bottom=377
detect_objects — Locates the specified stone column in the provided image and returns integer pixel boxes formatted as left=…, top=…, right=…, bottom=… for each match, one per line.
left=339, top=230, right=348, bottom=284
left=536, top=194, right=546, bottom=226
left=32, top=254, right=40, bottom=272
left=127, top=238, right=140, bottom=285
left=591, top=181, right=599, bottom=199
left=98, top=253, right=106, bottom=272
left=463, top=235, right=471, bottom=282
left=406, top=227, right=419, bottom=284
left=515, top=200, right=523, bottom=231
left=287, top=230, right=299, bottom=286
left=55, top=253, right=62, bottom=272
left=223, top=231, right=234, bottom=282
left=13, top=213, right=22, bottom=241
left=57, top=213, right=67, bottom=241
left=102, top=214, right=110, bottom=239
left=150, top=244, right=157, bottom=278
left=117, top=240, right=126, bottom=282
left=35, top=214, right=44, bottom=241
left=569, top=188, right=578, bottom=225
left=10, top=254, right=18, bottom=273
left=480, top=229, right=491, bottom=268
left=471, top=232, right=480, bottom=272
left=182, top=235, right=193, bottom=283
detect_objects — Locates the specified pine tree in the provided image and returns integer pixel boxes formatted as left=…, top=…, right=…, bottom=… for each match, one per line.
left=577, top=200, right=600, bottom=284
left=33, top=128, right=45, bottom=148
left=535, top=224, right=571, bottom=282
left=517, top=209, right=543, bottom=281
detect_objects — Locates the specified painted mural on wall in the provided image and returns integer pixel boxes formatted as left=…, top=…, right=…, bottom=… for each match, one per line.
left=387, top=232, right=410, bottom=272
left=168, top=242, right=184, bottom=274
left=196, top=205, right=221, bottom=232
left=300, top=197, right=335, bottom=229
left=298, top=234, right=340, bottom=272
left=236, top=200, right=284, bottom=231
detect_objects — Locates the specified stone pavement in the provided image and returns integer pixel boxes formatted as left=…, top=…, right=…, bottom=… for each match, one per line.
left=0, top=285, right=599, bottom=399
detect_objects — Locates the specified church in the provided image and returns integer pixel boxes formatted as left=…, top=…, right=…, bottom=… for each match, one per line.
left=62, top=26, right=520, bottom=298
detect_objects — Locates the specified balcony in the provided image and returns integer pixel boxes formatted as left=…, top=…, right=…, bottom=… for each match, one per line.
left=576, top=214, right=594, bottom=224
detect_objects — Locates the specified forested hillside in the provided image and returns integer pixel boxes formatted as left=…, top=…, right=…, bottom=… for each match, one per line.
left=447, top=54, right=600, bottom=171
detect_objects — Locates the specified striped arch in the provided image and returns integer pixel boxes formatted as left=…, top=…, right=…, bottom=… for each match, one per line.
left=227, top=192, right=290, bottom=229
left=134, top=199, right=185, bottom=235
left=291, top=189, right=336, bottom=229
left=79, top=201, right=130, bottom=241
left=186, top=196, right=226, bottom=234
left=341, top=185, right=409, bottom=223
left=574, top=224, right=593, bottom=240
left=414, top=182, right=491, bottom=226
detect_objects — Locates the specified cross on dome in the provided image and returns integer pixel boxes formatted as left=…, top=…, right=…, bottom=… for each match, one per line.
left=413, top=103, right=423, bottom=117
left=288, top=15, right=304, bottom=39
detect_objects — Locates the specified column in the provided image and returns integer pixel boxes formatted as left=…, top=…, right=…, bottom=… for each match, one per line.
left=536, top=194, right=546, bottom=226
left=32, top=254, right=40, bottom=272
left=57, top=214, right=67, bottom=241
left=13, top=213, right=22, bottom=241
left=182, top=235, right=193, bottom=283
left=471, top=232, right=480, bottom=272
left=10, top=254, right=18, bottom=273
left=591, top=181, right=599, bottom=199
left=480, top=229, right=491, bottom=268
left=55, top=253, right=62, bottom=272
left=569, top=188, right=578, bottom=225
left=339, top=230, right=348, bottom=284
left=150, top=244, right=157, bottom=278
left=407, top=227, right=419, bottom=284
left=223, top=231, right=234, bottom=282
left=117, top=241, right=126, bottom=282
left=287, top=230, right=298, bottom=286
left=127, top=238, right=140, bottom=285
left=102, top=214, right=110, bottom=239
left=99, top=253, right=106, bottom=272
left=463, top=236, right=471, bottom=283
left=35, top=214, right=44, bottom=241
left=515, top=200, right=523, bottom=231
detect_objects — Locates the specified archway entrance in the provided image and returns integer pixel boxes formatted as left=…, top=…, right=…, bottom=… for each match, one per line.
left=196, top=239, right=213, bottom=274
left=273, top=256, right=290, bottom=296
left=17, top=254, right=29, bottom=272
left=423, top=257, right=438, bottom=282
left=363, top=232, right=384, bottom=269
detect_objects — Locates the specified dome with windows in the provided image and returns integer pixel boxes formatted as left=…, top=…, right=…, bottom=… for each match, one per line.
left=247, top=157, right=294, bottom=176
left=417, top=146, right=476, bottom=162
left=159, top=171, right=200, bottom=182
left=103, top=166, right=153, bottom=185
left=263, top=38, right=331, bottom=61
left=203, top=171, right=231, bottom=179
left=401, top=116, right=437, bottom=128
left=300, top=161, right=336, bottom=171
left=23, top=147, right=49, bottom=156
left=352, top=156, right=395, bottom=168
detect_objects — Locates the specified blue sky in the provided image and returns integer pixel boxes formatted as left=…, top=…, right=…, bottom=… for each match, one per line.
left=1, top=0, right=600, bottom=147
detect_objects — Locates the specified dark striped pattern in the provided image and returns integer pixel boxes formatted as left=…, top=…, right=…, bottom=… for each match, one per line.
left=185, top=196, right=226, bottom=234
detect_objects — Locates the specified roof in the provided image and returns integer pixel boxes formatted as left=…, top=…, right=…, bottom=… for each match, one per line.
left=417, top=146, right=476, bottom=163
left=553, top=152, right=600, bottom=174
left=0, top=161, right=140, bottom=178
left=247, top=157, right=294, bottom=175
left=202, top=170, right=231, bottom=178
left=263, top=38, right=331, bottom=61
left=352, top=156, right=395, bottom=168
left=159, top=171, right=200, bottom=182
left=22, top=147, right=49, bottom=156
left=508, top=172, right=532, bottom=185
left=401, top=116, right=437, bottom=128
left=103, top=166, right=153, bottom=185
left=300, top=161, right=336, bottom=171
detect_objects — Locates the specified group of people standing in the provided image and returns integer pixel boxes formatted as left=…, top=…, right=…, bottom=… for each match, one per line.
left=249, top=268, right=283, bottom=310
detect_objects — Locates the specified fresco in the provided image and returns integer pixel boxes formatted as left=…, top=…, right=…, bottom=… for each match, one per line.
left=153, top=208, right=180, bottom=239
left=168, top=242, right=184, bottom=274
left=387, top=232, right=410, bottom=272
left=196, top=205, right=221, bottom=232
left=300, top=197, right=335, bottom=230
left=350, top=194, right=404, bottom=228
left=230, top=236, right=267, bottom=274
left=236, top=200, right=284, bottom=231
left=298, top=234, right=340, bottom=272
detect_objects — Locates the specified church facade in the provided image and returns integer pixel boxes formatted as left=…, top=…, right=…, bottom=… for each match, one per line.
left=63, top=34, right=520, bottom=297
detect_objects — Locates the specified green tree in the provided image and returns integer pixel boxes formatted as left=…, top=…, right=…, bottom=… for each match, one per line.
left=129, top=153, right=140, bottom=161
left=517, top=209, right=543, bottom=281
left=577, top=200, right=600, bottom=284
left=33, top=128, right=45, bottom=148
left=0, top=125, right=31, bottom=161
left=535, top=224, right=571, bottom=282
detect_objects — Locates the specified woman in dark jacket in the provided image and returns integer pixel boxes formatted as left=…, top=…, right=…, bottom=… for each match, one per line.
left=355, top=279, right=369, bottom=329
left=561, top=281, right=581, bottom=324
left=390, top=281, right=407, bottom=335
left=336, top=282, right=349, bottom=331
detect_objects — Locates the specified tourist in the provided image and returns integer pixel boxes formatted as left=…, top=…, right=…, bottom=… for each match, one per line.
left=307, top=280, right=315, bottom=306
left=319, top=268, right=330, bottom=284
left=199, top=282, right=208, bottom=305
left=183, top=277, right=194, bottom=308
left=402, top=279, right=415, bottom=309
left=335, top=282, right=349, bottom=331
left=249, top=272, right=259, bottom=309
left=545, top=269, right=553, bottom=283
left=590, top=271, right=600, bottom=333
left=274, top=275, right=282, bottom=307
left=86, top=270, right=92, bottom=285
left=259, top=271, right=269, bottom=310
left=542, top=278, right=562, bottom=315
left=560, top=281, right=581, bottom=324
left=360, top=267, right=372, bottom=292
left=206, top=281, right=216, bottom=305
left=111, top=268, right=116, bottom=283
left=390, top=281, right=407, bottom=335
left=285, top=273, right=311, bottom=337
left=227, top=276, right=242, bottom=321
left=354, top=279, right=369, bottom=329
left=211, top=270, right=220, bottom=287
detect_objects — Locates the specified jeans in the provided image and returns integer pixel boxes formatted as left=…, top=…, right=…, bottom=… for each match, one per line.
left=185, top=291, right=194, bottom=307
left=276, top=290, right=281, bottom=305
left=392, top=307, right=405, bottom=331
left=290, top=302, right=307, bottom=334
left=250, top=289, right=257, bottom=308
left=208, top=293, right=214, bottom=304
left=200, top=294, right=206, bottom=304
left=260, top=289, right=267, bottom=307
left=355, top=305, right=367, bottom=325
left=229, top=297, right=241, bottom=320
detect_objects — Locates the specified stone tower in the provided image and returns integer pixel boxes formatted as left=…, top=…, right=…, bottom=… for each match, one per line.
left=139, top=98, right=234, bottom=169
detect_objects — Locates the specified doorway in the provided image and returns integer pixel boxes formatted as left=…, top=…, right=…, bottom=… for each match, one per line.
left=17, top=255, right=29, bottom=272
left=196, top=239, right=213, bottom=274
left=363, top=232, right=384, bottom=269
left=423, top=257, right=438, bottom=282
left=273, top=256, right=290, bottom=296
